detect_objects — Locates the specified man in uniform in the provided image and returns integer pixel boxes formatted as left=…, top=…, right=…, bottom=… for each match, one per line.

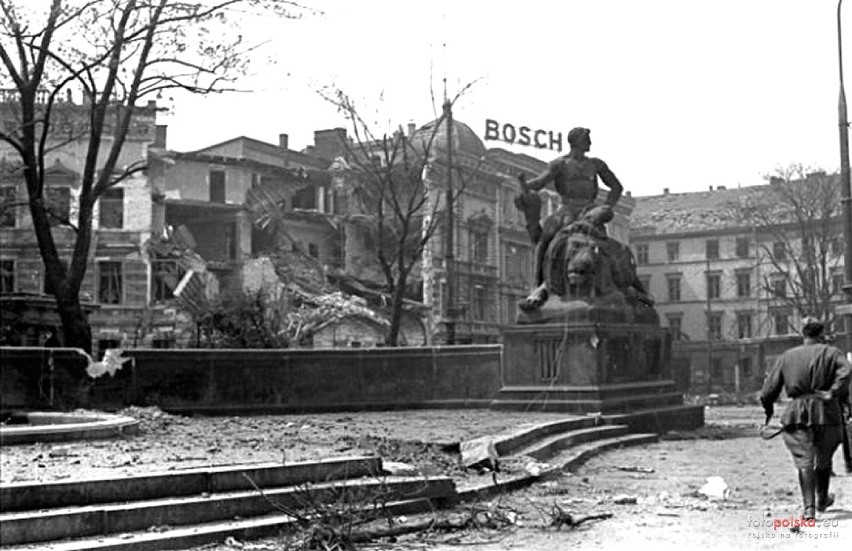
left=514, top=127, right=623, bottom=310
left=760, top=317, right=851, bottom=520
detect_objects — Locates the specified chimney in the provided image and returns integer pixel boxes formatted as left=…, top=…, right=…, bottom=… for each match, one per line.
left=663, top=188, right=669, bottom=196
left=717, top=185, right=726, bottom=190
left=709, top=185, right=714, bottom=191
left=625, top=190, right=632, bottom=197
left=408, top=121, right=416, bottom=136
left=279, top=133, right=289, bottom=150
left=153, top=125, right=168, bottom=148
left=313, top=128, right=348, bottom=160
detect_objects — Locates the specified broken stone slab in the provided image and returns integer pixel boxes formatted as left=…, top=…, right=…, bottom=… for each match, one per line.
left=459, top=436, right=499, bottom=471
left=382, top=461, right=421, bottom=477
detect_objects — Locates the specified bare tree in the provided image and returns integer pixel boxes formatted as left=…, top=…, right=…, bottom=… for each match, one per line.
left=0, top=0, right=309, bottom=351
left=322, top=87, right=479, bottom=346
left=737, top=165, right=845, bottom=325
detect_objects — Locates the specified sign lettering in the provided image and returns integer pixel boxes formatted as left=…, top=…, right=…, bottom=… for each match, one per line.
left=484, top=119, right=562, bottom=152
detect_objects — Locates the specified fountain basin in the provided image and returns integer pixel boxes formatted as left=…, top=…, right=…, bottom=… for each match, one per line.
left=0, top=411, right=138, bottom=445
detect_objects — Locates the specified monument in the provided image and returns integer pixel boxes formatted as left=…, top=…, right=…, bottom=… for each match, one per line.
left=493, top=128, right=700, bottom=426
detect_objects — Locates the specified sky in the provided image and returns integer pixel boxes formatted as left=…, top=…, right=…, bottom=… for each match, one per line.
left=162, top=0, right=851, bottom=198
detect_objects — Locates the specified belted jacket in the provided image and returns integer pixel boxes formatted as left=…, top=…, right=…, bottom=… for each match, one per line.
left=760, top=343, right=851, bottom=427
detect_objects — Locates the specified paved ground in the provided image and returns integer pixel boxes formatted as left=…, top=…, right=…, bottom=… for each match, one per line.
left=2, top=406, right=851, bottom=550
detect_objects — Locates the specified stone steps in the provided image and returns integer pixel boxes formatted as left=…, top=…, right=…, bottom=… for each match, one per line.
left=0, top=457, right=455, bottom=549
left=0, top=499, right=434, bottom=551
left=510, top=424, right=630, bottom=461
left=0, top=411, right=681, bottom=550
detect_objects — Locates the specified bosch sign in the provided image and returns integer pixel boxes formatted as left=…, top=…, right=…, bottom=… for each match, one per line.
left=483, top=119, right=563, bottom=152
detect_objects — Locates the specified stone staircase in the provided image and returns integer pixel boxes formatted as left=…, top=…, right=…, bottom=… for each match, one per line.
left=0, top=414, right=670, bottom=550
left=455, top=415, right=660, bottom=500
left=0, top=457, right=454, bottom=551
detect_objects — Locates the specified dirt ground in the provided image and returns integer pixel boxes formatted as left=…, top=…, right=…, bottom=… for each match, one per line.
left=0, top=408, right=574, bottom=484
left=2, top=406, right=852, bottom=550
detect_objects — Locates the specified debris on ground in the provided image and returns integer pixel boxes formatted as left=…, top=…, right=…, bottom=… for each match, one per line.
left=613, top=465, right=655, bottom=473
left=698, top=476, right=731, bottom=500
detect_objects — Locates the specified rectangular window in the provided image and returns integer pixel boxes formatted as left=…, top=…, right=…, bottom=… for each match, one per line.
left=0, top=259, right=14, bottom=294
left=98, top=188, right=124, bottom=229
left=505, top=294, right=517, bottom=324
left=473, top=285, right=486, bottom=320
left=667, top=315, right=683, bottom=341
left=833, top=272, right=845, bottom=295
left=735, top=237, right=749, bottom=258
left=708, top=312, right=723, bottom=341
left=472, top=231, right=488, bottom=263
left=667, top=276, right=681, bottom=302
left=209, top=169, right=226, bottom=203
left=772, top=241, right=786, bottom=261
left=706, top=239, right=719, bottom=260
left=706, top=273, right=721, bottom=300
left=831, top=237, right=843, bottom=256
left=225, top=223, right=238, bottom=260
left=774, top=312, right=790, bottom=335
left=710, top=357, right=723, bottom=381
left=772, top=278, right=787, bottom=299
left=736, top=312, right=753, bottom=339
left=151, top=260, right=184, bottom=302
left=736, top=271, right=751, bottom=298
left=45, top=186, right=71, bottom=225
left=666, top=242, right=680, bottom=262
left=741, top=357, right=753, bottom=380
left=635, top=244, right=649, bottom=265
left=308, top=243, right=319, bottom=259
left=504, top=244, right=529, bottom=285
left=97, top=261, right=123, bottom=304
left=0, top=185, right=16, bottom=227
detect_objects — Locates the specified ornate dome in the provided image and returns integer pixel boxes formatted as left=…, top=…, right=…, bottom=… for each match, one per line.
left=412, top=118, right=486, bottom=157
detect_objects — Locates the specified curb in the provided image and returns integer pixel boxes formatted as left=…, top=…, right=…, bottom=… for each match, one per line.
left=0, top=412, right=139, bottom=446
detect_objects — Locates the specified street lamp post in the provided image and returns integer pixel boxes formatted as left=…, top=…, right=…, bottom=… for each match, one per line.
left=837, top=0, right=852, bottom=354
left=443, top=99, right=456, bottom=345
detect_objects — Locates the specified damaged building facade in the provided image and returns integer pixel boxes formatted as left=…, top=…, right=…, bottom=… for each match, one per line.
left=630, top=178, right=847, bottom=396
left=323, top=118, right=635, bottom=344
left=1, top=88, right=637, bottom=349
left=0, top=93, right=163, bottom=354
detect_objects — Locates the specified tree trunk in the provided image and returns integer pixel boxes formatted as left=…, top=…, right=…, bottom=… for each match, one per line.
left=55, top=293, right=93, bottom=353
left=385, top=278, right=408, bottom=346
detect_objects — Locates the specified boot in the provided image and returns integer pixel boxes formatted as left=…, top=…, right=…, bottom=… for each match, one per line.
left=797, top=468, right=816, bottom=520
left=816, top=468, right=835, bottom=512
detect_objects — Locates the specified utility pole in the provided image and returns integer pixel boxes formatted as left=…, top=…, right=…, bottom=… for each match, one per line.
left=706, top=258, right=713, bottom=396
left=443, top=99, right=456, bottom=345
left=838, top=0, right=852, bottom=354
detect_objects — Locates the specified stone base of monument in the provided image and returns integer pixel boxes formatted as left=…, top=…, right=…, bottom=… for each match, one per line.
left=493, top=321, right=703, bottom=431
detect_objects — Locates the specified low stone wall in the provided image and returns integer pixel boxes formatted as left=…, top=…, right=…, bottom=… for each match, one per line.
left=86, top=346, right=504, bottom=414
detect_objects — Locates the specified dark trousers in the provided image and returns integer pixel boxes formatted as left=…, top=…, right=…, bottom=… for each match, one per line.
left=782, top=425, right=843, bottom=470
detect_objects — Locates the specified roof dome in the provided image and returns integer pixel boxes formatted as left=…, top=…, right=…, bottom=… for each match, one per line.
left=412, top=118, right=486, bottom=157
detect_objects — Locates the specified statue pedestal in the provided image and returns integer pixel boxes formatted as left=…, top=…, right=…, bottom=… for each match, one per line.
left=494, top=322, right=684, bottom=414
